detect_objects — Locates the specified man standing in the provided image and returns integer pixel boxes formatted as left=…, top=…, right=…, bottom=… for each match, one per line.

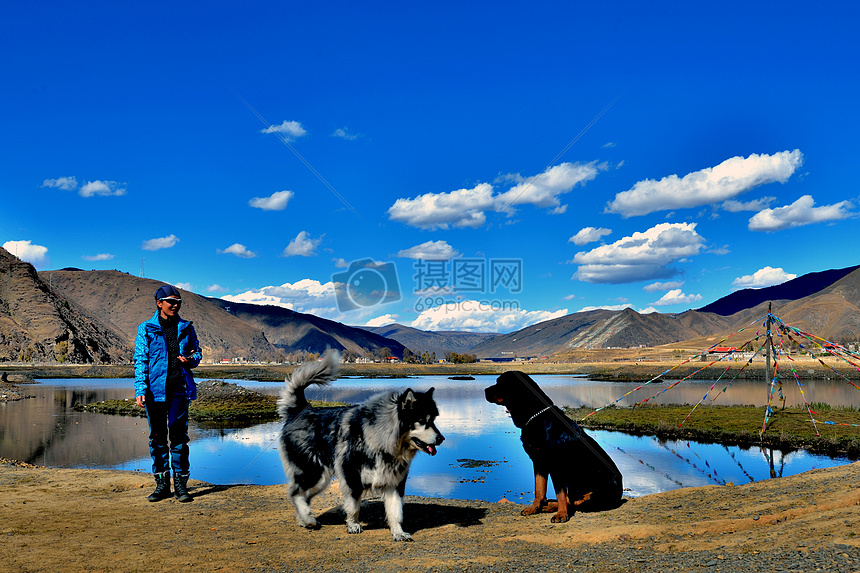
left=134, top=284, right=202, bottom=502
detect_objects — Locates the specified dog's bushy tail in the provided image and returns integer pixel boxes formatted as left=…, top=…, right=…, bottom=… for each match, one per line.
left=277, top=349, right=341, bottom=417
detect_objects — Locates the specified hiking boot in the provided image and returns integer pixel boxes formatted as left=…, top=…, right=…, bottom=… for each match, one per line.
left=173, top=473, right=192, bottom=503
left=147, top=471, right=171, bottom=502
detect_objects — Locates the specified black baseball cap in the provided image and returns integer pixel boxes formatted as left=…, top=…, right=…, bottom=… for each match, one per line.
left=154, top=284, right=181, bottom=300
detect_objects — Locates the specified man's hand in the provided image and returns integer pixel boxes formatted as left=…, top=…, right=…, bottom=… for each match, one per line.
left=136, top=395, right=145, bottom=408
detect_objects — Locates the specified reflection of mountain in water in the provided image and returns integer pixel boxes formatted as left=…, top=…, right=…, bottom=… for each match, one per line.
left=2, top=385, right=151, bottom=467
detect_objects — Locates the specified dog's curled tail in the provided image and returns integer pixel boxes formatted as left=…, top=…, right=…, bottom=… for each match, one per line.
left=278, top=348, right=341, bottom=417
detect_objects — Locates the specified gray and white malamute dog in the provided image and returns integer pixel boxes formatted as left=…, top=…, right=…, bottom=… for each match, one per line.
left=277, top=350, right=444, bottom=541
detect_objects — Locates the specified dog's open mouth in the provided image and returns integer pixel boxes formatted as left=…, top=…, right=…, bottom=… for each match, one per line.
left=412, top=438, right=438, bottom=456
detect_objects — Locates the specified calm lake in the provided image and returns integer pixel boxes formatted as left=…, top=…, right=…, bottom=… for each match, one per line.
left=2, top=374, right=858, bottom=502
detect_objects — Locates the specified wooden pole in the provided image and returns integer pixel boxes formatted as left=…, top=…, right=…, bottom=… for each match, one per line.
left=761, top=302, right=774, bottom=437
left=766, top=302, right=772, bottom=388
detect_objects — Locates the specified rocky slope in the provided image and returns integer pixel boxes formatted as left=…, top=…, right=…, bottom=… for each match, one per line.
left=0, top=248, right=131, bottom=363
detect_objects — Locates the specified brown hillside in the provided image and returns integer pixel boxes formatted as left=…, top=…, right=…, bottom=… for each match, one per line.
left=477, top=267, right=860, bottom=361
left=672, top=267, right=860, bottom=351
left=40, top=269, right=281, bottom=362
left=767, top=266, right=860, bottom=341
left=0, top=248, right=131, bottom=363
left=472, top=308, right=731, bottom=358
left=208, top=297, right=408, bottom=357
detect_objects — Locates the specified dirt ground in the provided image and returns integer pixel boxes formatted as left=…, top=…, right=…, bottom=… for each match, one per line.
left=2, top=460, right=860, bottom=573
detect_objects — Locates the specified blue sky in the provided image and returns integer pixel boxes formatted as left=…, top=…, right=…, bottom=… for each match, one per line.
left=2, top=2, right=858, bottom=333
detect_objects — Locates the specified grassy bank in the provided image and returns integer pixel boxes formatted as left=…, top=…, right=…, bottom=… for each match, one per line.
left=72, top=380, right=345, bottom=422
left=568, top=404, right=860, bottom=459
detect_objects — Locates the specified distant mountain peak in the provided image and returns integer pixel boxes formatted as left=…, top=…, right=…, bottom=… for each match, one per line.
left=698, top=265, right=860, bottom=316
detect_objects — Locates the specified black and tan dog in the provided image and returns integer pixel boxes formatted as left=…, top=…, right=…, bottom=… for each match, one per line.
left=485, top=371, right=623, bottom=522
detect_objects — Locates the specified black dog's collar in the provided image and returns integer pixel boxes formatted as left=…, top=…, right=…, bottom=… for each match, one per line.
left=525, top=405, right=553, bottom=426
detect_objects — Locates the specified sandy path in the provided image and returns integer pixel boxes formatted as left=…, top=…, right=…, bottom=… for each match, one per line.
left=2, top=460, right=860, bottom=572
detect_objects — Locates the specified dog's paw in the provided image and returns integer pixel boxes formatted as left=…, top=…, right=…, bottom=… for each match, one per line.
left=391, top=531, right=413, bottom=542
left=347, top=523, right=363, bottom=534
left=297, top=518, right=319, bottom=530
left=550, top=513, right=570, bottom=523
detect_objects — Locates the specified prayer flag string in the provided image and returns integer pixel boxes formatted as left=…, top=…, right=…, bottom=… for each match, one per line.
left=580, top=313, right=770, bottom=420
left=580, top=311, right=859, bottom=439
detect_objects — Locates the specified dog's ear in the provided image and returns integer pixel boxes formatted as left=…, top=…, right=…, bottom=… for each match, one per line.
left=399, top=389, right=417, bottom=409
left=426, top=387, right=435, bottom=398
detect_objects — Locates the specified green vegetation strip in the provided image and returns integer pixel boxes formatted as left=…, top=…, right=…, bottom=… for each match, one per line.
left=73, top=380, right=347, bottom=422
left=566, top=404, right=860, bottom=458
left=73, top=397, right=346, bottom=421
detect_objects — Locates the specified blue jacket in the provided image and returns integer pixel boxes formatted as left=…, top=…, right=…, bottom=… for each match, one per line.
left=134, top=311, right=202, bottom=402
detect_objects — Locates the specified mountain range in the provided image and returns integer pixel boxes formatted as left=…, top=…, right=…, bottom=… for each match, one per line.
left=360, top=323, right=498, bottom=358
left=1, top=246, right=858, bottom=364
left=469, top=265, right=860, bottom=359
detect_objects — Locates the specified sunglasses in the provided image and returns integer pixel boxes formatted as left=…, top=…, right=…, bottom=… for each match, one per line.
left=158, top=298, right=182, bottom=306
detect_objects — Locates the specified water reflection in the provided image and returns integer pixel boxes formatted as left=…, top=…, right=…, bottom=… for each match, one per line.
left=1, top=376, right=856, bottom=502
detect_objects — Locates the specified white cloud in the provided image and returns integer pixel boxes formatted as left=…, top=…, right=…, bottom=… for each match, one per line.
left=332, top=257, right=349, bottom=268
left=142, top=234, right=179, bottom=251
left=249, top=190, right=294, bottom=211
left=650, top=289, right=702, bottom=306
left=414, top=285, right=454, bottom=297
left=261, top=120, right=307, bottom=140
left=495, top=162, right=605, bottom=212
left=410, top=301, right=567, bottom=333
left=222, top=279, right=337, bottom=317
left=562, top=294, right=577, bottom=301
left=577, top=303, right=634, bottom=312
left=81, top=253, right=114, bottom=261
left=397, top=240, right=459, bottom=260
left=3, top=240, right=49, bottom=268
left=41, top=176, right=125, bottom=197
left=388, top=183, right=496, bottom=229
left=79, top=180, right=127, bottom=197
left=332, top=127, right=359, bottom=140
left=643, top=280, right=685, bottom=292
left=207, top=284, right=228, bottom=293
left=721, top=197, right=775, bottom=212
left=569, top=226, right=612, bottom=246
left=174, top=282, right=193, bottom=291
left=217, top=243, right=257, bottom=258
left=572, top=222, right=705, bottom=284
left=574, top=303, right=657, bottom=314
left=282, top=231, right=322, bottom=257
left=42, top=176, right=78, bottom=191
left=365, top=314, right=399, bottom=327
left=388, top=162, right=603, bottom=229
left=748, top=195, right=855, bottom=232
left=605, top=150, right=803, bottom=217
left=731, top=266, right=796, bottom=289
